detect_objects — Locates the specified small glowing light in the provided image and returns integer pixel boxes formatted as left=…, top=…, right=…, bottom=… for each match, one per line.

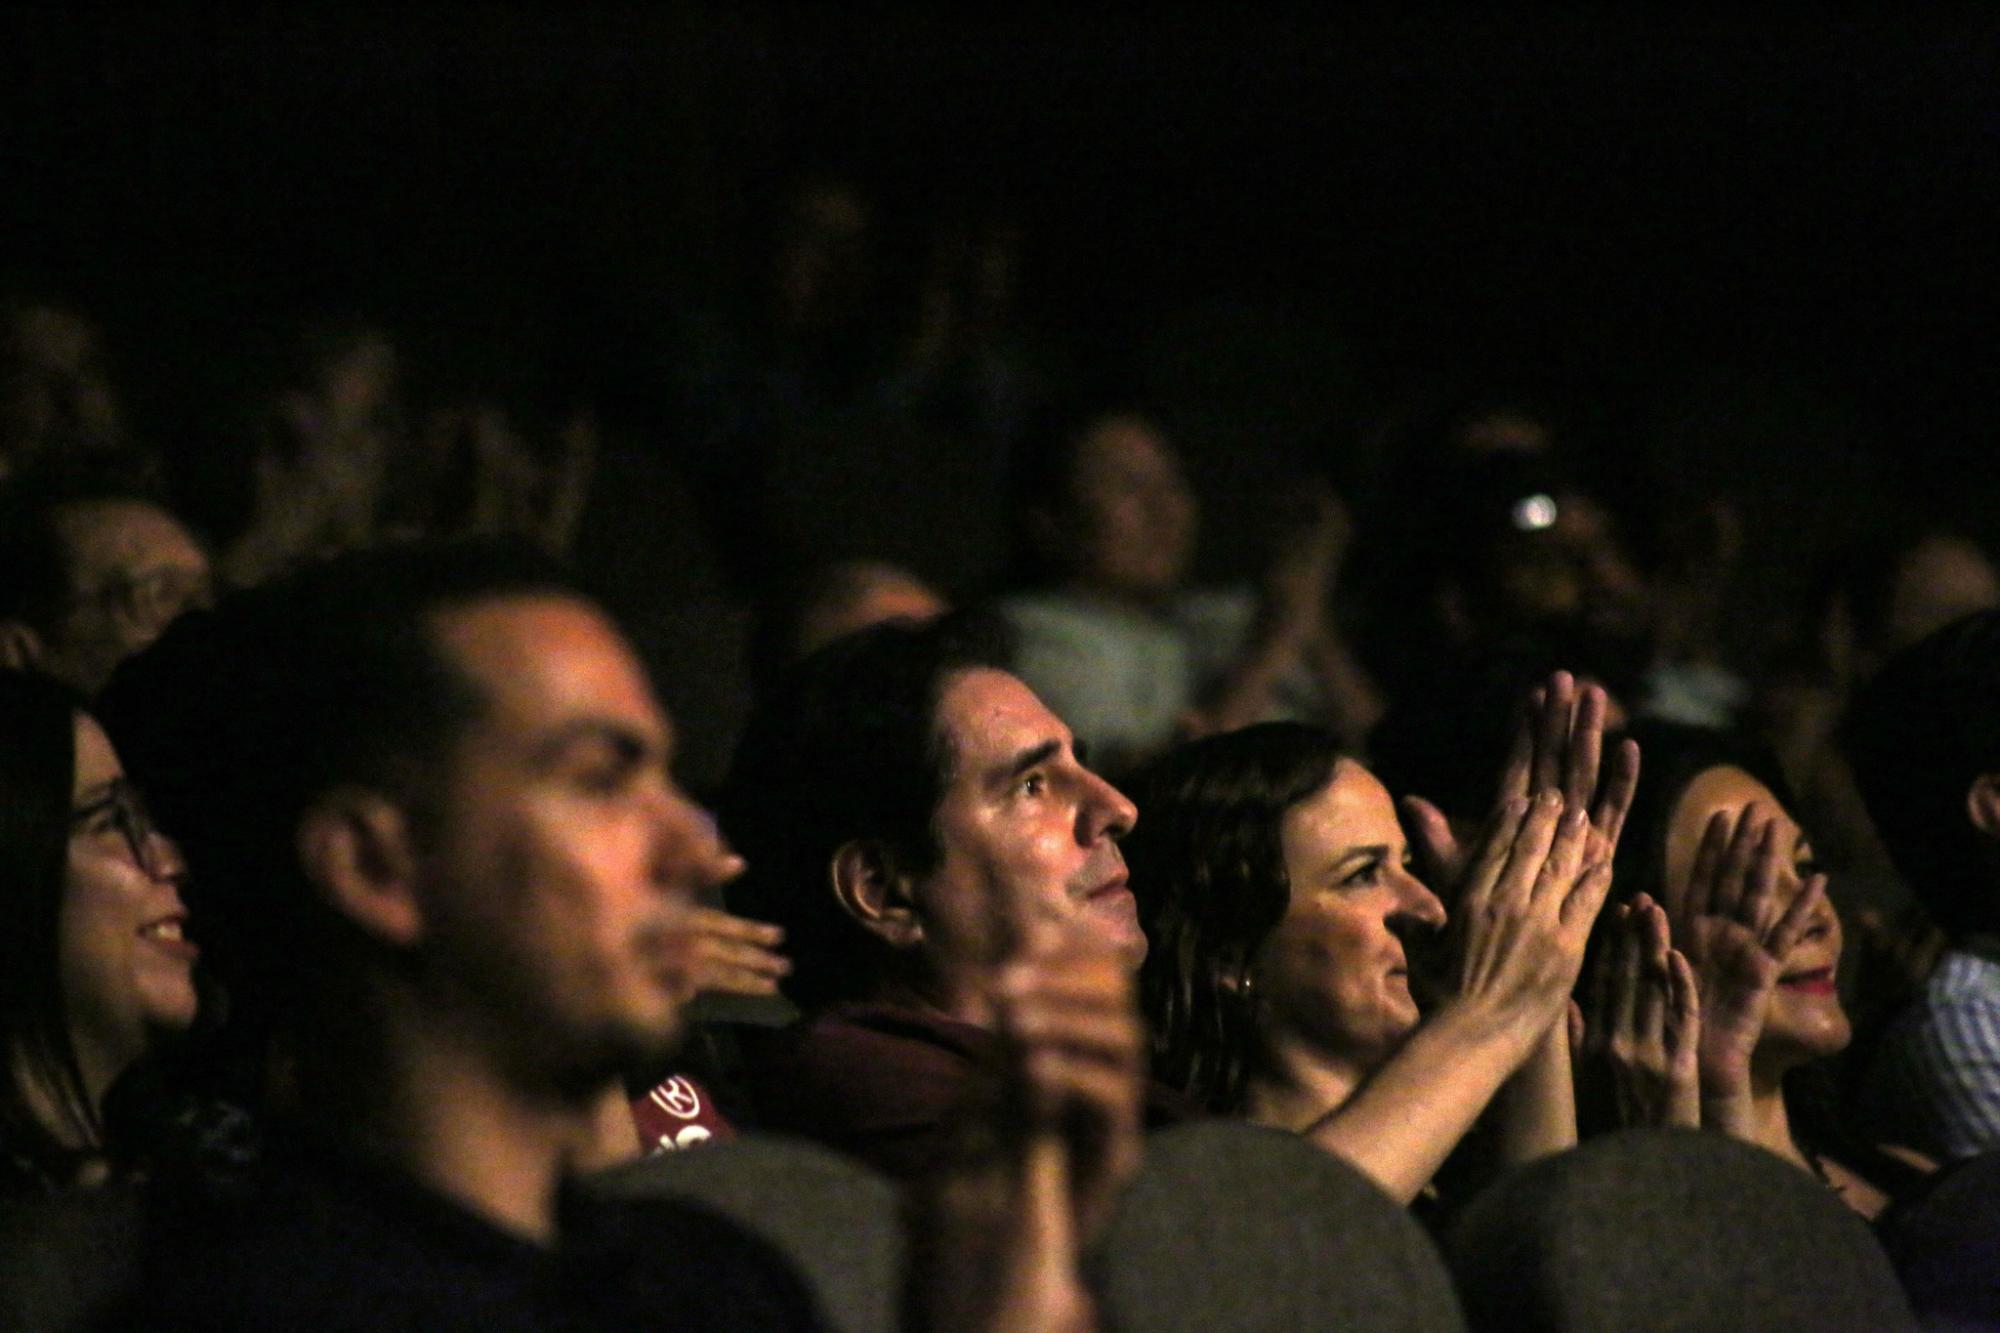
left=1511, top=494, right=1559, bottom=532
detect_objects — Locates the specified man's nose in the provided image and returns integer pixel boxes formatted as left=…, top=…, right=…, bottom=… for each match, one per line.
left=657, top=792, right=745, bottom=894
left=1082, top=770, right=1138, bottom=842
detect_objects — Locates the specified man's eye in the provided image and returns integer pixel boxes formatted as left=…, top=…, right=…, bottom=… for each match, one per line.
left=1019, top=773, right=1047, bottom=798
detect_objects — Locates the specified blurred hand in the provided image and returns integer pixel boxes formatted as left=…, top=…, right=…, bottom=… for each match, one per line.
left=1580, top=893, right=1700, bottom=1129
left=1663, top=804, right=1827, bottom=1106
left=683, top=906, right=790, bottom=999
left=994, top=919, right=1146, bottom=1245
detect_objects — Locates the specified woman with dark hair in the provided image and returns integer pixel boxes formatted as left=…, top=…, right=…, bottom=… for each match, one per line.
left=1130, top=676, right=1633, bottom=1204
left=0, top=668, right=197, bottom=1197
left=1590, top=720, right=1931, bottom=1219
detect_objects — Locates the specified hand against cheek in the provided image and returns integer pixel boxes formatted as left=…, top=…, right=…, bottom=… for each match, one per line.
left=1581, top=894, right=1700, bottom=1128
left=683, top=907, right=791, bottom=999
left=1665, top=805, right=1828, bottom=1105
left=994, top=922, right=1147, bottom=1245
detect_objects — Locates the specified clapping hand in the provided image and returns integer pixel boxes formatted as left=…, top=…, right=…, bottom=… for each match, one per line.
left=1579, top=893, right=1700, bottom=1129
left=1662, top=804, right=1828, bottom=1122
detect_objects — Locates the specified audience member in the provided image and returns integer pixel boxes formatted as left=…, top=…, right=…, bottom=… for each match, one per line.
left=108, top=543, right=825, bottom=1327
left=720, top=613, right=1150, bottom=1235
left=1127, top=675, right=1631, bottom=1206
left=0, top=473, right=213, bottom=698
left=0, top=669, right=197, bottom=1199
left=999, top=401, right=1382, bottom=776
left=1845, top=610, right=2000, bottom=1163
left=1604, top=721, right=1929, bottom=1218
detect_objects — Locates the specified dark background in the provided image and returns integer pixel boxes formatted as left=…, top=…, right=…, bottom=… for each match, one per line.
left=5, top=6, right=1997, bottom=770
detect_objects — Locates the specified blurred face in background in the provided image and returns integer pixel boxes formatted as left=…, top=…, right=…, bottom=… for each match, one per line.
left=1048, top=414, right=1198, bottom=604
left=42, top=499, right=213, bottom=697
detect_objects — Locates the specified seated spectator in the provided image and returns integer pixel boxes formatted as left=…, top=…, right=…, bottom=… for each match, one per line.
left=720, top=614, right=1151, bottom=1217
left=997, top=401, right=1381, bottom=777
left=1845, top=610, right=2000, bottom=1162
left=1599, top=721, right=1929, bottom=1218
left=0, top=670, right=197, bottom=1198
left=0, top=474, right=212, bottom=698
left=1757, top=524, right=2000, bottom=907
left=1125, top=674, right=1628, bottom=1207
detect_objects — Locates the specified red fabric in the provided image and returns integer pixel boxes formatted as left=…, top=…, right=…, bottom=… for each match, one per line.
left=630, top=1073, right=736, bottom=1155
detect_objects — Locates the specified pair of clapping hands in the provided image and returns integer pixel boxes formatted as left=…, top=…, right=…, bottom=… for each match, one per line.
left=1405, top=670, right=1827, bottom=1133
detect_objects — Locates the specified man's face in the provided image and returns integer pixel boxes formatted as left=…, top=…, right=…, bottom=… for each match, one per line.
left=914, top=668, right=1146, bottom=973
left=417, top=595, right=738, bottom=1090
left=46, top=498, right=212, bottom=695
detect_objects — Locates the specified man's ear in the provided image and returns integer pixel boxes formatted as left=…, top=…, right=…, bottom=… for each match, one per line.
left=831, top=839, right=924, bottom=949
left=0, top=620, right=45, bottom=673
left=297, top=787, right=425, bottom=948
left=1966, top=773, right=2000, bottom=843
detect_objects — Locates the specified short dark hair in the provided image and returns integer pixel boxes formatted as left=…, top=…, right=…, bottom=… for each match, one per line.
left=718, top=611, right=1013, bottom=1010
left=1843, top=609, right=2000, bottom=937
left=0, top=669, right=96, bottom=1183
left=97, top=538, right=587, bottom=1037
left=1126, top=722, right=1348, bottom=1114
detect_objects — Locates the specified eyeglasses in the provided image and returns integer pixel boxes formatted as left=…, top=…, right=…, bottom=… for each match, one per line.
left=70, top=779, right=175, bottom=880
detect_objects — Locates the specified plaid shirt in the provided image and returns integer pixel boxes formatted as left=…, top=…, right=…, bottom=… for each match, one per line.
left=1865, top=948, right=2000, bottom=1160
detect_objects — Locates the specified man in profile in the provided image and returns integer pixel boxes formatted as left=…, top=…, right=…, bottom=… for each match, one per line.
left=722, top=612, right=1153, bottom=1239
left=114, top=544, right=1132, bottom=1330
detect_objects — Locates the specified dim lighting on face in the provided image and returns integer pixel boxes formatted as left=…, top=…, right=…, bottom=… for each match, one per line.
left=1510, top=493, right=1559, bottom=532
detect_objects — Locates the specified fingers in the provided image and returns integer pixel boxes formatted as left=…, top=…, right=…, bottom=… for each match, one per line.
left=1559, top=859, right=1616, bottom=937
left=1611, top=906, right=1642, bottom=1040
left=1498, top=688, right=1541, bottom=806
left=1630, top=896, right=1668, bottom=1041
left=1681, top=809, right=1731, bottom=925
left=1400, top=795, right=1463, bottom=887
left=1458, top=794, right=1530, bottom=920
left=1767, top=872, right=1829, bottom=966
left=1530, top=803, right=1591, bottom=908
left=1739, top=818, right=1783, bottom=937
left=1666, top=947, right=1700, bottom=1043
left=1496, top=790, right=1566, bottom=908
left=1531, top=673, right=1575, bottom=796
left=1586, top=908, right=1619, bottom=1048
left=999, top=951, right=1145, bottom=1128
left=685, top=908, right=791, bottom=996
left=686, top=905, right=785, bottom=948
left=1592, top=737, right=1641, bottom=856
left=1565, top=682, right=1606, bottom=812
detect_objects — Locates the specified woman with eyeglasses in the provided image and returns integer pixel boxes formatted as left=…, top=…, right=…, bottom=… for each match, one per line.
left=0, top=668, right=198, bottom=1197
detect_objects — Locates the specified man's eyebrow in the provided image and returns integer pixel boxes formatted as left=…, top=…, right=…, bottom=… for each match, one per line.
left=534, top=718, right=659, bottom=764
left=992, top=738, right=1063, bottom=785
